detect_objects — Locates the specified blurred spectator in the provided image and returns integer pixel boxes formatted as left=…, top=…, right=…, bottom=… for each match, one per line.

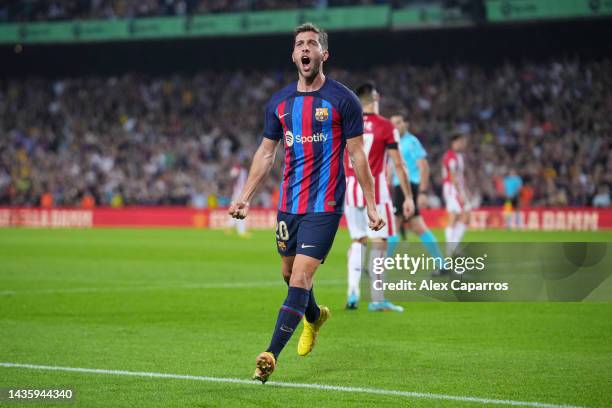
left=81, top=193, right=96, bottom=209
left=190, top=183, right=207, bottom=208
left=111, top=192, right=124, bottom=208
left=593, top=185, right=610, bottom=208
left=519, top=184, right=534, bottom=207
left=207, top=194, right=218, bottom=209
left=40, top=192, right=54, bottom=208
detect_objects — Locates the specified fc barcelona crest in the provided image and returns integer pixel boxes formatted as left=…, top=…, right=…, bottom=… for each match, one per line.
left=315, top=107, right=329, bottom=122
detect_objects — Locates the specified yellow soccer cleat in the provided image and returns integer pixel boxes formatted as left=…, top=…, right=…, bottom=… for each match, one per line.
left=297, top=306, right=331, bottom=356
left=252, top=352, right=276, bottom=384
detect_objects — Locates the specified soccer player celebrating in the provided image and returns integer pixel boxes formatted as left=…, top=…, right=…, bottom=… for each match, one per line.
left=388, top=114, right=445, bottom=271
left=442, top=133, right=470, bottom=256
left=228, top=23, right=384, bottom=383
left=344, top=83, right=414, bottom=311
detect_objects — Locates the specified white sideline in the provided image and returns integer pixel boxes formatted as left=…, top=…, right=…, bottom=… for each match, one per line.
left=0, top=362, right=584, bottom=408
left=0, top=279, right=344, bottom=296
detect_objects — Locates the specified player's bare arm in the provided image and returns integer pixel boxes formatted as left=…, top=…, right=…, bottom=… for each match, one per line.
left=386, top=160, right=393, bottom=186
left=388, top=148, right=415, bottom=218
left=346, top=136, right=385, bottom=231
left=228, top=138, right=279, bottom=219
left=417, top=158, right=429, bottom=208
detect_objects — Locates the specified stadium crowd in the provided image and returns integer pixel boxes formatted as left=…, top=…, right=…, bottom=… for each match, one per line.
left=1, top=0, right=441, bottom=22
left=1, top=58, right=610, bottom=208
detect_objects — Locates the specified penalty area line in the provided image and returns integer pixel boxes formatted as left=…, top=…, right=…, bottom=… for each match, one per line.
left=0, top=362, right=584, bottom=408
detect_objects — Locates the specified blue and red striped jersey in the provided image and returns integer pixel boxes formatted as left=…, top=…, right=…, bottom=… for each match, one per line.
left=263, top=78, right=363, bottom=214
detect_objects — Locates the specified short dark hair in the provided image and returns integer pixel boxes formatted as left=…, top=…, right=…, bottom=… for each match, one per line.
left=355, top=82, right=376, bottom=103
left=451, top=133, right=465, bottom=142
left=294, top=22, right=328, bottom=51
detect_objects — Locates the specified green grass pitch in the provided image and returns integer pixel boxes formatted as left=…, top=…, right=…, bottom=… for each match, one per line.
left=1, top=228, right=611, bottom=407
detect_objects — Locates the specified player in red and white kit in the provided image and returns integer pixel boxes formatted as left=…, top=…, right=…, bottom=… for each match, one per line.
left=344, top=83, right=414, bottom=311
left=228, top=159, right=249, bottom=237
left=442, top=133, right=469, bottom=255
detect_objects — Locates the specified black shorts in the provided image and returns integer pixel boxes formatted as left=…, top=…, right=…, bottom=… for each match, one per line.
left=275, top=211, right=342, bottom=262
left=508, top=195, right=519, bottom=209
left=392, top=183, right=420, bottom=219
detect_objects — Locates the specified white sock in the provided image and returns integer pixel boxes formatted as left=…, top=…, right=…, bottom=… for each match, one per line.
left=453, top=221, right=466, bottom=244
left=236, top=219, right=246, bottom=234
left=368, top=244, right=387, bottom=303
left=347, top=242, right=362, bottom=298
left=445, top=226, right=455, bottom=256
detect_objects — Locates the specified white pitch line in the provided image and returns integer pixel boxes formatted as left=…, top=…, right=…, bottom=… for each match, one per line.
left=0, top=279, right=344, bottom=297
left=0, top=362, right=584, bottom=408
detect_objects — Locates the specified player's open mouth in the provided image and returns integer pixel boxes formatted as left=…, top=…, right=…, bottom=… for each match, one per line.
left=301, top=56, right=311, bottom=70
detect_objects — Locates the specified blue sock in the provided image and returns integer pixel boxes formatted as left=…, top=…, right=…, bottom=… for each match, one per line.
left=283, top=280, right=319, bottom=322
left=304, top=287, right=320, bottom=323
left=419, top=230, right=444, bottom=263
left=266, top=286, right=309, bottom=359
left=387, top=234, right=399, bottom=257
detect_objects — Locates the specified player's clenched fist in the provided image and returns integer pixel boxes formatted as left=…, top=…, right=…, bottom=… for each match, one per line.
left=403, top=198, right=415, bottom=219
left=366, top=205, right=385, bottom=231
left=228, top=201, right=250, bottom=219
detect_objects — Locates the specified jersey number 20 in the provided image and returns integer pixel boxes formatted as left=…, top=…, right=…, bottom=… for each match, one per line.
left=276, top=221, right=289, bottom=240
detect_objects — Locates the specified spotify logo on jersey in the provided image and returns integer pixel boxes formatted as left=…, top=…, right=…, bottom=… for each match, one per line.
left=284, top=130, right=328, bottom=147
left=285, top=131, right=294, bottom=147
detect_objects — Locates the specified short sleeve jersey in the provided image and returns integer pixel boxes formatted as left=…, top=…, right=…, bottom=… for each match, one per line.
left=442, top=150, right=465, bottom=187
left=392, top=132, right=427, bottom=186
